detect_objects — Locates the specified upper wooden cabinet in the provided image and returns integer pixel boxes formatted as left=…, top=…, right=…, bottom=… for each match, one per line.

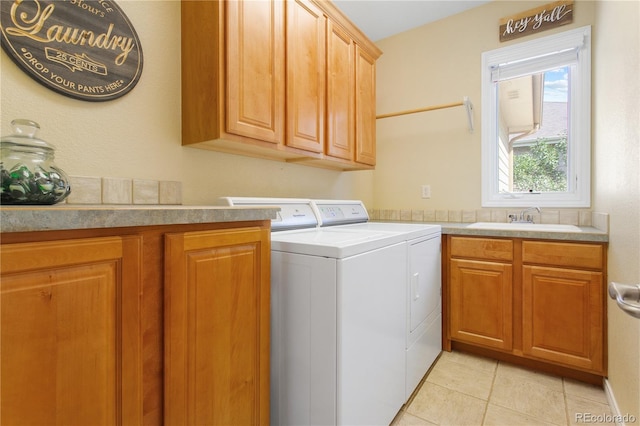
left=182, top=1, right=285, bottom=148
left=355, top=45, right=377, bottom=166
left=226, top=0, right=285, bottom=144
left=286, top=0, right=326, bottom=154
left=326, top=20, right=355, bottom=161
left=181, top=0, right=382, bottom=171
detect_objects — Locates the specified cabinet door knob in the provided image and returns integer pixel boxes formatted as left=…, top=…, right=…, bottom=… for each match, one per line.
left=608, top=281, right=640, bottom=319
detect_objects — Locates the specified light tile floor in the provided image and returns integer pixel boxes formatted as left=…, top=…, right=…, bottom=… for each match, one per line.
left=393, top=351, right=613, bottom=426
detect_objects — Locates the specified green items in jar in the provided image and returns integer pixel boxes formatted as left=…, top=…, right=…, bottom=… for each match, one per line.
left=0, top=119, right=71, bottom=205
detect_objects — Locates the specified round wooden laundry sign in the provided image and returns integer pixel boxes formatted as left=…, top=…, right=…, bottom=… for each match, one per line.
left=0, top=0, right=143, bottom=102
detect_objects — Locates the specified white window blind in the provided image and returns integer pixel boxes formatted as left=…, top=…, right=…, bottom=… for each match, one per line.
left=490, top=46, right=581, bottom=82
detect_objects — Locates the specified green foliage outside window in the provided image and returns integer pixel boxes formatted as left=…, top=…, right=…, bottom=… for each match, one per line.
left=513, top=137, right=568, bottom=192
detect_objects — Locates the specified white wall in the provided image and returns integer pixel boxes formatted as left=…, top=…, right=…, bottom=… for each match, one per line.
left=593, top=1, right=640, bottom=420
left=374, top=0, right=595, bottom=210
left=0, top=0, right=374, bottom=206
left=374, top=0, right=640, bottom=419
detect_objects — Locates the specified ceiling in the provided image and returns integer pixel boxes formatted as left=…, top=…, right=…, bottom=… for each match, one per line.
left=333, top=0, right=491, bottom=42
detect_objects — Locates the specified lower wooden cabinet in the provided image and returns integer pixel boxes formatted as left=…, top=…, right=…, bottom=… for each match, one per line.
left=1, top=236, right=143, bottom=425
left=522, top=265, right=604, bottom=371
left=0, top=220, right=271, bottom=425
left=450, top=259, right=513, bottom=351
left=445, top=235, right=607, bottom=378
left=164, top=227, right=270, bottom=425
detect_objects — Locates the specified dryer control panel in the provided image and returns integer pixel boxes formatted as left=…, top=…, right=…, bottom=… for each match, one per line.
left=313, top=200, right=369, bottom=227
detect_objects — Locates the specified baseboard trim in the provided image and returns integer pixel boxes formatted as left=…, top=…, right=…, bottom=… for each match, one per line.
left=604, top=378, right=625, bottom=426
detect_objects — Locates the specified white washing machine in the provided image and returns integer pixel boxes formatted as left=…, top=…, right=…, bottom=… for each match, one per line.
left=220, top=198, right=441, bottom=425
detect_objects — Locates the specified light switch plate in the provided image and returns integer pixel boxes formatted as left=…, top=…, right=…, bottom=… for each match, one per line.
left=421, top=185, right=431, bottom=199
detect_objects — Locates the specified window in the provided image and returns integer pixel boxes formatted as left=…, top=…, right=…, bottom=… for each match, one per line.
left=481, top=26, right=591, bottom=207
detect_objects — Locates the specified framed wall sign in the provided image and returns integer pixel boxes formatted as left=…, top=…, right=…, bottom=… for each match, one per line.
left=499, top=1, right=574, bottom=42
left=0, top=0, right=143, bottom=102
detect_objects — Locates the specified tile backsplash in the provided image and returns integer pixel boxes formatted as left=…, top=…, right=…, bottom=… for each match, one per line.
left=65, top=176, right=182, bottom=205
left=132, top=179, right=159, bottom=205
left=62, top=179, right=609, bottom=233
left=102, top=177, right=133, bottom=204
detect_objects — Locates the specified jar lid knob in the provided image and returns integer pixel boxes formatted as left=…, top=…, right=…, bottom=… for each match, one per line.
left=11, top=119, right=40, bottom=138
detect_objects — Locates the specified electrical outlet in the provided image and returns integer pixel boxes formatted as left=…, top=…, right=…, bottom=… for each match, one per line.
left=421, top=185, right=431, bottom=199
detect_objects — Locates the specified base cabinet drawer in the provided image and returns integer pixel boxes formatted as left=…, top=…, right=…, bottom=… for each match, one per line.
left=450, top=236, right=513, bottom=261
left=523, top=241, right=604, bottom=269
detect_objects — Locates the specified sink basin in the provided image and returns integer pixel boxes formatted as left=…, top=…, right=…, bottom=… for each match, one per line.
left=468, top=222, right=582, bottom=232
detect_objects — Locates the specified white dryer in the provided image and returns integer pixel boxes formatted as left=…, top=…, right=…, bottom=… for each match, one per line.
left=220, top=197, right=441, bottom=425
left=313, top=200, right=442, bottom=401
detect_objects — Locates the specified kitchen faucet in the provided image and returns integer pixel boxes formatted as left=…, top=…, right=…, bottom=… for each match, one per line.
left=509, top=207, right=541, bottom=223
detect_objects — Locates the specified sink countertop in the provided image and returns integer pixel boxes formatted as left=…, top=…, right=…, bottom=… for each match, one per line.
left=370, top=221, right=608, bottom=242
left=437, top=222, right=608, bottom=242
left=0, top=207, right=609, bottom=242
left=0, top=205, right=280, bottom=233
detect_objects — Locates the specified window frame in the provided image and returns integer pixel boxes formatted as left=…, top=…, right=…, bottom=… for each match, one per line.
left=481, top=26, right=592, bottom=208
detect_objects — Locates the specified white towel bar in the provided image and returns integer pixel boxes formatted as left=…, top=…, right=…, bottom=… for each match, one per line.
left=376, top=97, right=474, bottom=132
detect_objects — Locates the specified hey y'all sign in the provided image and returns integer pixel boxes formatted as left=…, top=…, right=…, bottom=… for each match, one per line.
left=500, top=1, right=574, bottom=42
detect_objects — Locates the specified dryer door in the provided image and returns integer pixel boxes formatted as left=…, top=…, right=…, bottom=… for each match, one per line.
left=406, top=234, right=442, bottom=400
left=409, top=235, right=441, bottom=333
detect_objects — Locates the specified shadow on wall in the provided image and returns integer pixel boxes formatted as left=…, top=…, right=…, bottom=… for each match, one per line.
left=180, top=149, right=375, bottom=205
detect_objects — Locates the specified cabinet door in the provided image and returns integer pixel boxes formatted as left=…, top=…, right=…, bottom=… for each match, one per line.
left=522, top=266, right=604, bottom=372
left=286, top=0, right=326, bottom=153
left=450, top=259, right=513, bottom=350
left=0, top=236, right=143, bottom=425
left=165, top=226, right=270, bottom=426
left=326, top=20, right=355, bottom=160
left=355, top=44, right=376, bottom=165
left=226, top=0, right=285, bottom=143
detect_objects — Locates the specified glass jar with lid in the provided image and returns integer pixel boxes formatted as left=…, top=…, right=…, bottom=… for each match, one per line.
left=0, top=119, right=71, bottom=204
